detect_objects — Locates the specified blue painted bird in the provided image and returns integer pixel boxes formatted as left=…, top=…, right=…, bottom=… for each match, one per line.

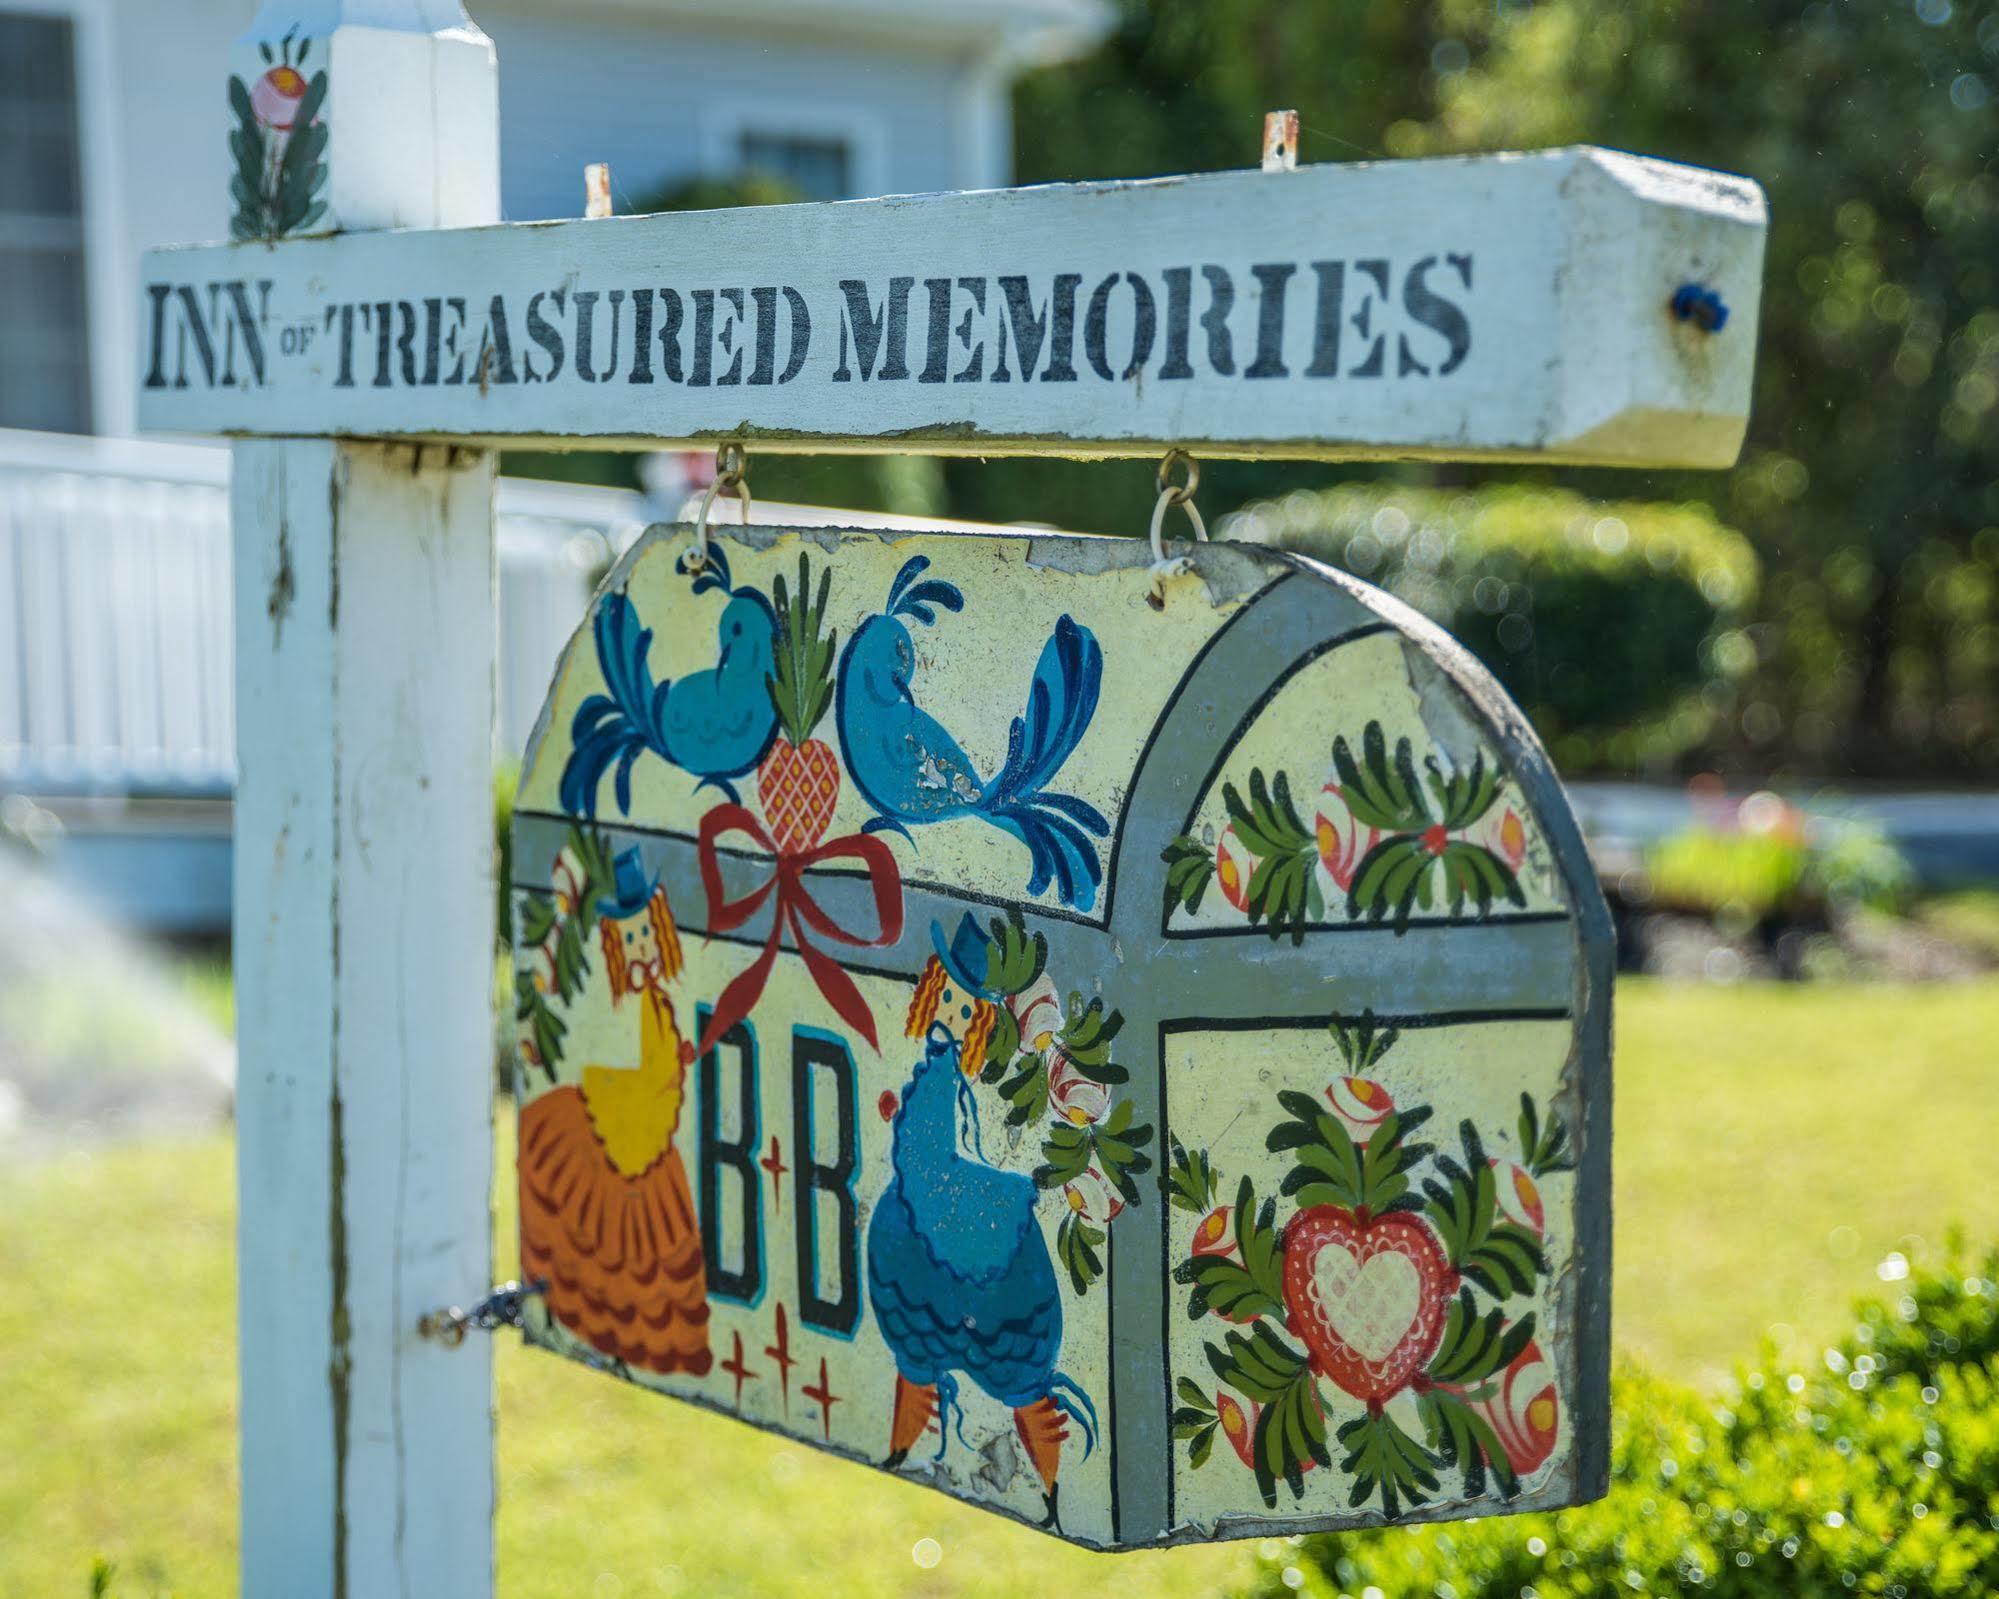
left=560, top=546, right=779, bottom=815
left=868, top=916, right=1098, bottom=1528
left=836, top=557, right=1109, bottom=911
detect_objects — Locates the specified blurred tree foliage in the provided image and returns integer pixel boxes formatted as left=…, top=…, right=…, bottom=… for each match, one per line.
left=1008, top=0, right=1999, bottom=776
left=1229, top=484, right=1759, bottom=771
left=1392, top=0, right=1999, bottom=778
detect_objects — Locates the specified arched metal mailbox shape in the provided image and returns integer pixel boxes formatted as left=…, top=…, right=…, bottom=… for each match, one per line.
left=507, top=523, right=1611, bottom=1550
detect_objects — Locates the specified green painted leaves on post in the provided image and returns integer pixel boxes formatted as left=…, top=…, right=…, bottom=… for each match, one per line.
left=228, top=46, right=330, bottom=243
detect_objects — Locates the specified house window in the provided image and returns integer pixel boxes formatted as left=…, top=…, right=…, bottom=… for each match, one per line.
left=738, top=131, right=852, bottom=203
left=0, top=12, right=91, bottom=434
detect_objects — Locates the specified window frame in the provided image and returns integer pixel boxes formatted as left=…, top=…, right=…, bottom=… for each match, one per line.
left=697, top=97, right=888, bottom=203
left=0, top=0, right=124, bottom=437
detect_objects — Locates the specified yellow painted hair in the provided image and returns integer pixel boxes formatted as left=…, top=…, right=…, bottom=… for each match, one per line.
left=598, top=888, right=683, bottom=1003
left=905, top=954, right=997, bottom=1065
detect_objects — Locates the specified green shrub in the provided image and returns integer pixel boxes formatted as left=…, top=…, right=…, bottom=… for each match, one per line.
left=1249, top=1239, right=1999, bottom=1599
left=1227, top=485, right=1759, bottom=774
left=1645, top=827, right=1813, bottom=921
left=1642, top=810, right=1916, bottom=922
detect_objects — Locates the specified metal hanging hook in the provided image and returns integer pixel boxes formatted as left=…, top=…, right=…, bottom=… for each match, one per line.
left=1146, top=448, right=1207, bottom=607
left=686, top=442, right=752, bottom=574
left=417, top=1278, right=549, bottom=1348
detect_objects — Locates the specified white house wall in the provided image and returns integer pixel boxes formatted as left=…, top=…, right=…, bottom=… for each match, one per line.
left=480, top=5, right=1008, bottom=220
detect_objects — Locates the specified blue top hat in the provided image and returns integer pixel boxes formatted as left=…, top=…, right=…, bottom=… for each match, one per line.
left=597, top=847, right=659, bottom=920
left=931, top=912, right=998, bottom=1001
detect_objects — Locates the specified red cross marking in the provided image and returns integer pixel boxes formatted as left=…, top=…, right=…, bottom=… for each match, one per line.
left=719, top=1329, right=758, bottom=1409
left=764, top=1302, right=796, bottom=1416
left=760, top=1135, right=789, bottom=1208
left=802, top=1357, right=840, bottom=1443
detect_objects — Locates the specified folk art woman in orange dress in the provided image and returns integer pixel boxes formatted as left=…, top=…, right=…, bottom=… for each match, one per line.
left=518, top=848, right=713, bottom=1376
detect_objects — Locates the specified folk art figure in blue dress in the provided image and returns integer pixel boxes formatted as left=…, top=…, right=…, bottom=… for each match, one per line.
left=867, top=914, right=1099, bottom=1528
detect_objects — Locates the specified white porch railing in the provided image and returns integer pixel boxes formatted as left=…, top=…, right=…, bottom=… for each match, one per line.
left=0, top=428, right=646, bottom=794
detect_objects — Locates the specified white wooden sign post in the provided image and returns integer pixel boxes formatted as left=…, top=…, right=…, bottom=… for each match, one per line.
left=222, top=5, right=501, bottom=1598
left=142, top=1, right=1766, bottom=1589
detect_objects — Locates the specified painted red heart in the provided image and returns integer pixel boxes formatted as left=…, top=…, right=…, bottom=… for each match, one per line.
left=1282, top=1205, right=1454, bottom=1402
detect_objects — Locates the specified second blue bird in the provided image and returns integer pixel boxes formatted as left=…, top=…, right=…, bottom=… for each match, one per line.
left=836, top=556, right=1109, bottom=911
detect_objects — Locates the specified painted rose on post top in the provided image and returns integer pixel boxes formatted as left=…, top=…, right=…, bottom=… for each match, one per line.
left=228, top=24, right=328, bottom=240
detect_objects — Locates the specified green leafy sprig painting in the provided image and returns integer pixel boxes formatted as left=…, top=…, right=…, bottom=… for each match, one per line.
left=229, top=29, right=329, bottom=241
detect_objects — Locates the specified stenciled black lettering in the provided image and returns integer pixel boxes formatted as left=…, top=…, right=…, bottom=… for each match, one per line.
left=523, top=287, right=567, bottom=383
left=573, top=289, right=625, bottom=383
left=951, top=276, right=987, bottom=383
left=473, top=294, right=517, bottom=385
left=325, top=303, right=361, bottom=388
left=1400, top=253, right=1473, bottom=377
left=215, top=280, right=269, bottom=388
left=170, top=285, right=217, bottom=389
left=832, top=278, right=914, bottom=382
left=1199, top=266, right=1236, bottom=376
left=748, top=286, right=778, bottom=385
left=627, top=288, right=655, bottom=383
left=657, top=288, right=685, bottom=383
left=143, top=284, right=173, bottom=389
left=1084, top=270, right=1157, bottom=381
left=1348, top=260, right=1390, bottom=378
left=1306, top=261, right=1344, bottom=377
left=1159, top=265, right=1194, bottom=380
left=1042, top=272, right=1082, bottom=383
left=992, top=275, right=1047, bottom=382
left=778, top=287, right=810, bottom=384
left=1245, top=262, right=1296, bottom=379
left=918, top=277, right=952, bottom=383
left=714, top=288, right=745, bottom=387
left=422, top=296, right=469, bottom=386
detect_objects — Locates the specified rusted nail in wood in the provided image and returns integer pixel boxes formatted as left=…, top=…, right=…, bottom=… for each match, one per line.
left=584, top=162, right=612, bottom=219
left=1262, top=110, right=1299, bottom=172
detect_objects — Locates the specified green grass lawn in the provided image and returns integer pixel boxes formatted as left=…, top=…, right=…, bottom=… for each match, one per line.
left=6, top=977, right=1999, bottom=1597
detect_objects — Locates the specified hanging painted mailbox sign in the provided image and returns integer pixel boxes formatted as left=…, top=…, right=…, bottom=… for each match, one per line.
left=507, top=524, right=1611, bottom=1550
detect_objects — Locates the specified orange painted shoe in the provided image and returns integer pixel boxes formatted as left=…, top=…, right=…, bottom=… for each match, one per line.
left=1013, top=1396, right=1070, bottom=1525
left=885, top=1374, right=939, bottom=1468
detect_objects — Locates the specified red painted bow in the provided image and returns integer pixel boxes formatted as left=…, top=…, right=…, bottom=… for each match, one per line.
left=687, top=803, right=904, bottom=1060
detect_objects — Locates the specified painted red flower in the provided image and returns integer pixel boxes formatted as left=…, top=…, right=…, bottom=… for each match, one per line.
left=1215, top=826, right=1253, bottom=912
left=1190, top=1202, right=1237, bottom=1259
left=1491, top=1158, right=1546, bottom=1236
left=1472, top=1339, right=1560, bottom=1476
left=1315, top=782, right=1380, bottom=890
left=251, top=64, right=308, bottom=131
left=1323, top=1074, right=1395, bottom=1144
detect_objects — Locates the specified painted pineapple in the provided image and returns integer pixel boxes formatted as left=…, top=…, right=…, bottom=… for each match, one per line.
left=518, top=849, right=712, bottom=1375
left=758, top=553, right=841, bottom=853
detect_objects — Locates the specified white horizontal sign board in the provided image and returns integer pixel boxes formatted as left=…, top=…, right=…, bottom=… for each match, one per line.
left=138, top=147, right=1765, bottom=466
